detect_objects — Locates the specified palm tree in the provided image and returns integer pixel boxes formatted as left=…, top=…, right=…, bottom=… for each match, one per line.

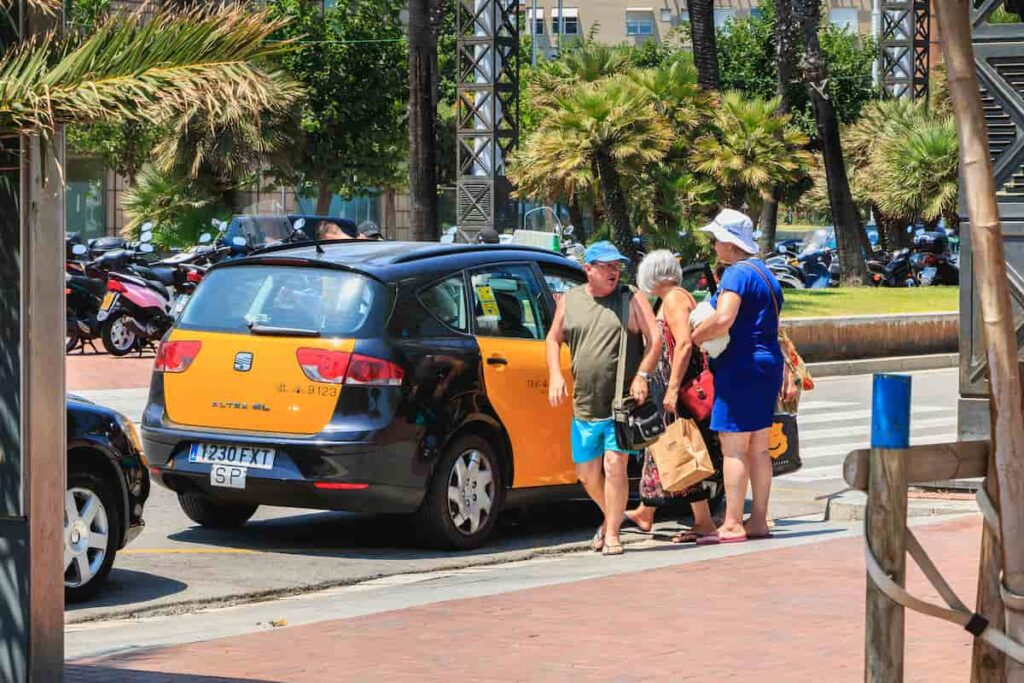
left=522, top=77, right=672, bottom=261
left=796, top=0, right=869, bottom=285
left=690, top=91, right=812, bottom=219
left=845, top=98, right=924, bottom=249
left=688, top=0, right=721, bottom=91
left=871, top=116, right=959, bottom=229
left=0, top=5, right=297, bottom=136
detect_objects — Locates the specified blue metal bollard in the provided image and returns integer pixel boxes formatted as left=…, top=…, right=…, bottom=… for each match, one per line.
left=871, top=374, right=912, bottom=450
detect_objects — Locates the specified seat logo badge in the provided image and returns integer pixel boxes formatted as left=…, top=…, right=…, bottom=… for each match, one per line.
left=234, top=352, right=254, bottom=372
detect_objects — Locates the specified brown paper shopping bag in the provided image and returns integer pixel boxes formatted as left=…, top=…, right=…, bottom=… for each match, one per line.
left=650, top=418, right=714, bottom=493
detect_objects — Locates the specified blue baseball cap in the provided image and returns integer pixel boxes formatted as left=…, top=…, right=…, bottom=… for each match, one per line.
left=584, top=241, right=630, bottom=264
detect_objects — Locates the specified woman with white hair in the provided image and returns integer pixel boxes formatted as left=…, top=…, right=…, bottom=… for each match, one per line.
left=691, top=209, right=792, bottom=545
left=624, top=249, right=720, bottom=543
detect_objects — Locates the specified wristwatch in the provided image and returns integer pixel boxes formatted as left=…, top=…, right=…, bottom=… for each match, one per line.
left=637, top=371, right=650, bottom=381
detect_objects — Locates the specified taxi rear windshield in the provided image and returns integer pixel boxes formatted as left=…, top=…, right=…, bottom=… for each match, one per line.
left=178, top=265, right=387, bottom=338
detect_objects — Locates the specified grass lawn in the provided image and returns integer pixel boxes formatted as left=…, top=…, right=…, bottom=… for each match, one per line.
left=781, top=287, right=959, bottom=319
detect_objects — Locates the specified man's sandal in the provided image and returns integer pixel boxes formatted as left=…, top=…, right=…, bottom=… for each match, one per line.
left=671, top=530, right=714, bottom=544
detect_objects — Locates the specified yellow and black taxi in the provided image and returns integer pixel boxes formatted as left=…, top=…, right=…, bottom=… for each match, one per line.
left=141, top=240, right=589, bottom=549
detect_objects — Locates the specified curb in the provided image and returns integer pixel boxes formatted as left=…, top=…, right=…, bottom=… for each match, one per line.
left=808, top=353, right=959, bottom=378
left=825, top=490, right=978, bottom=522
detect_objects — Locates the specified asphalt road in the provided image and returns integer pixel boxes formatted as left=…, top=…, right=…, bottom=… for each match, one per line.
left=68, top=368, right=959, bottom=624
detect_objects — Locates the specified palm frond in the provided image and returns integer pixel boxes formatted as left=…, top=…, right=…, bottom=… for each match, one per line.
left=0, top=4, right=299, bottom=134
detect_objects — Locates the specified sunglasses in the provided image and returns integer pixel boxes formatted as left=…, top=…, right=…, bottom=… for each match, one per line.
left=591, top=261, right=625, bottom=272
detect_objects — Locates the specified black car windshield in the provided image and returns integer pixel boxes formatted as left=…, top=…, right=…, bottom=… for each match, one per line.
left=178, top=265, right=388, bottom=338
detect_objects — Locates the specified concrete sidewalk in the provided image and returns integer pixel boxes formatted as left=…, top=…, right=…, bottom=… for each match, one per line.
left=69, top=515, right=982, bottom=682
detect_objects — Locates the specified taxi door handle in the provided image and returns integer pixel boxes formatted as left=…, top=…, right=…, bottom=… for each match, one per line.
left=486, top=356, right=508, bottom=366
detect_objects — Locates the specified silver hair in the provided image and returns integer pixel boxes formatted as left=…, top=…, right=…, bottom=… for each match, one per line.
left=637, top=249, right=682, bottom=295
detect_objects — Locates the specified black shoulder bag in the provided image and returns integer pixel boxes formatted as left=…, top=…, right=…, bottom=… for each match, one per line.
left=612, top=288, right=666, bottom=451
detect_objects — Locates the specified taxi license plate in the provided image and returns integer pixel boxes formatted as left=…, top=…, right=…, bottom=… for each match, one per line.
left=210, top=464, right=246, bottom=489
left=100, top=292, right=117, bottom=312
left=188, top=443, right=276, bottom=470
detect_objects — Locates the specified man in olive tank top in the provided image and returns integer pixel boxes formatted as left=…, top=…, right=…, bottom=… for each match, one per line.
left=546, top=241, right=661, bottom=555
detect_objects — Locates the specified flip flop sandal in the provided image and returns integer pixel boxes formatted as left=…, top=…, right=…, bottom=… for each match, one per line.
left=695, top=532, right=747, bottom=546
left=592, top=525, right=605, bottom=552
left=671, top=531, right=713, bottom=544
left=602, top=541, right=624, bottom=556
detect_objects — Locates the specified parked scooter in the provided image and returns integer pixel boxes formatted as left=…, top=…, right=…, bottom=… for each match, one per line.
left=95, top=230, right=169, bottom=356
left=912, top=231, right=960, bottom=286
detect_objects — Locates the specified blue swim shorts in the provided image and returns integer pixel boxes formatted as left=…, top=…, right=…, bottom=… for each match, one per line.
left=571, top=418, right=639, bottom=464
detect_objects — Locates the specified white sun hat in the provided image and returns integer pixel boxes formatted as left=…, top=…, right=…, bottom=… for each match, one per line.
left=700, top=208, right=759, bottom=255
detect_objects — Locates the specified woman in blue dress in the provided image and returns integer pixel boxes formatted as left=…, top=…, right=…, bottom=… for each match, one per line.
left=691, top=209, right=794, bottom=545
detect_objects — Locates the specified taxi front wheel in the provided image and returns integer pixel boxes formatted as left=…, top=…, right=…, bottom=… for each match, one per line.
left=414, top=435, right=504, bottom=550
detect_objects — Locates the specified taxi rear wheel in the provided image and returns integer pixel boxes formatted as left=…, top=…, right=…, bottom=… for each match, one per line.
left=178, top=493, right=258, bottom=529
left=414, top=435, right=503, bottom=551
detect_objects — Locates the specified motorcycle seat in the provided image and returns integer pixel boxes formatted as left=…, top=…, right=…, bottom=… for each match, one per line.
left=69, top=275, right=106, bottom=298
left=132, top=265, right=177, bottom=288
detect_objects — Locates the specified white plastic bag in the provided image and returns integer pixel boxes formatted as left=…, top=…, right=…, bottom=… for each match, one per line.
left=690, top=301, right=730, bottom=358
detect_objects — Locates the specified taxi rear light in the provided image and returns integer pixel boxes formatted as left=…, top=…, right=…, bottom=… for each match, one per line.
left=296, top=348, right=351, bottom=384
left=155, top=340, right=202, bottom=373
left=107, top=279, right=127, bottom=293
left=346, top=354, right=404, bottom=387
left=296, top=349, right=404, bottom=387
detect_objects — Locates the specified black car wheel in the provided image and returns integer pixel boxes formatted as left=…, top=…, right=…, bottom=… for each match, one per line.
left=178, top=493, right=258, bottom=528
left=414, top=434, right=503, bottom=550
left=65, top=469, right=120, bottom=601
left=101, top=312, right=137, bottom=356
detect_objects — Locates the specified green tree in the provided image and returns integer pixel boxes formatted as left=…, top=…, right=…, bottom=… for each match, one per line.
left=1, top=5, right=296, bottom=136
left=514, top=76, right=672, bottom=261
left=266, top=0, right=407, bottom=215
left=690, top=91, right=812, bottom=217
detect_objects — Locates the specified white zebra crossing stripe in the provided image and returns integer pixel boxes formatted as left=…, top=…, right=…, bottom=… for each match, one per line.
left=797, top=432, right=959, bottom=463
left=796, top=400, right=859, bottom=413
left=796, top=406, right=952, bottom=426
left=798, top=416, right=956, bottom=441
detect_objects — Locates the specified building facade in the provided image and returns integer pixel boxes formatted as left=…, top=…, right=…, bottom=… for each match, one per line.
left=525, top=0, right=875, bottom=59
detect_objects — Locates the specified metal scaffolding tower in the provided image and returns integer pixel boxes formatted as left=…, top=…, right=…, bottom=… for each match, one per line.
left=879, top=0, right=931, bottom=99
left=455, top=0, right=520, bottom=236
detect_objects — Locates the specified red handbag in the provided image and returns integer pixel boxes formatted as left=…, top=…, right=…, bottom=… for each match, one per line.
left=662, top=302, right=715, bottom=422
left=679, top=354, right=714, bottom=421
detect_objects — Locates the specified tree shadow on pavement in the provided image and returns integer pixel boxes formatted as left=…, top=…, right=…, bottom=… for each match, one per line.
left=66, top=569, right=188, bottom=613
left=66, top=665, right=279, bottom=682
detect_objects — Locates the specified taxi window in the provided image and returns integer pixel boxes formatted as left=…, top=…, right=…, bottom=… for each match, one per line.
left=418, top=275, right=469, bottom=333
left=539, top=265, right=585, bottom=303
left=470, top=265, right=546, bottom=340
left=178, top=265, right=386, bottom=337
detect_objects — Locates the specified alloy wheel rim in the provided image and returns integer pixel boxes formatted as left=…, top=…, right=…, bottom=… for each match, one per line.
left=446, top=449, right=494, bottom=536
left=109, top=317, right=135, bottom=351
left=64, top=486, right=109, bottom=588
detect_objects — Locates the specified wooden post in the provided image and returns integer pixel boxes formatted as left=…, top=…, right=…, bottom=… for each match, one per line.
left=865, top=374, right=912, bottom=682
left=934, top=2, right=1024, bottom=680
left=969, top=364, right=1024, bottom=683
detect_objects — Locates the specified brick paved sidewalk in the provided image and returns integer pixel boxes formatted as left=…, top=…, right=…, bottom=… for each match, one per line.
left=68, top=516, right=983, bottom=682
left=67, top=353, right=154, bottom=391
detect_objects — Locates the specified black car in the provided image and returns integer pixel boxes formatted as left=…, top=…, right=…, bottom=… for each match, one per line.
left=67, top=396, right=150, bottom=600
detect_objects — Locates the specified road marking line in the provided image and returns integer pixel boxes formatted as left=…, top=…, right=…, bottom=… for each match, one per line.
left=799, top=416, right=955, bottom=440
left=796, top=406, right=951, bottom=426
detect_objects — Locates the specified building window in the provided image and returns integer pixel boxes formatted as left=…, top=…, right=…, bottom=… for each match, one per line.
left=660, top=8, right=674, bottom=22
left=527, top=8, right=545, bottom=35
left=829, top=8, right=860, bottom=31
left=66, top=158, right=106, bottom=240
left=552, top=8, right=579, bottom=35
left=750, top=8, right=764, bottom=19
left=714, top=9, right=737, bottom=28
left=626, top=10, right=655, bottom=36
